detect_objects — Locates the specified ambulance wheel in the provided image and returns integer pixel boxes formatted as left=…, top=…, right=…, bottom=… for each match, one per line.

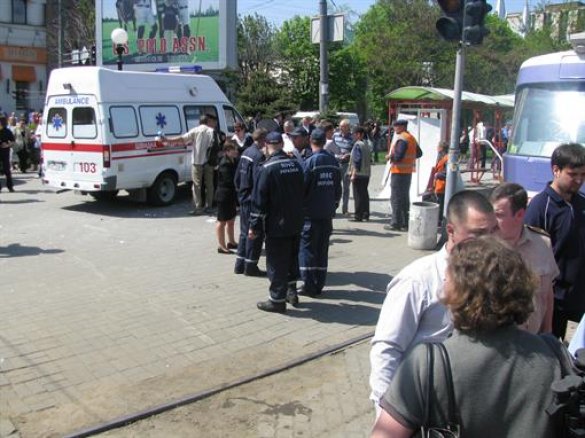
left=148, top=172, right=177, bottom=206
left=90, top=190, right=118, bottom=201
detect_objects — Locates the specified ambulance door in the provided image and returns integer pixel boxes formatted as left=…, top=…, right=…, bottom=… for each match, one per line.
left=183, top=105, right=219, bottom=181
left=44, top=96, right=102, bottom=189
left=222, top=105, right=245, bottom=137
left=70, top=104, right=103, bottom=187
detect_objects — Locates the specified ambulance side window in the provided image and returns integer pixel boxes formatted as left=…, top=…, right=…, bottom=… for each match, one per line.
left=110, top=106, right=138, bottom=138
left=184, top=106, right=218, bottom=131
left=46, top=108, right=67, bottom=138
left=139, top=106, right=182, bottom=136
left=223, top=106, right=244, bottom=135
left=72, top=107, right=97, bottom=139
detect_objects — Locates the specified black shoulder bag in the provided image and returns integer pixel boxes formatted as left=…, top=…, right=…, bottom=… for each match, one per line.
left=418, top=343, right=461, bottom=438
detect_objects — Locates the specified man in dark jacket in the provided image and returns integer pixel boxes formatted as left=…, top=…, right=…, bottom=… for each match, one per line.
left=524, top=143, right=585, bottom=339
left=234, top=128, right=267, bottom=277
left=249, top=132, right=304, bottom=313
left=299, top=128, right=342, bottom=297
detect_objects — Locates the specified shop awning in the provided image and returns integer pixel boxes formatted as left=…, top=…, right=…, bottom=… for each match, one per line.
left=12, top=65, right=36, bottom=82
left=385, top=86, right=515, bottom=108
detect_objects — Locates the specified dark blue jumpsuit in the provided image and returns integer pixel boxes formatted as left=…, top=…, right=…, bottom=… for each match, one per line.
left=249, top=151, right=304, bottom=303
left=300, top=150, right=342, bottom=295
left=234, top=143, right=265, bottom=273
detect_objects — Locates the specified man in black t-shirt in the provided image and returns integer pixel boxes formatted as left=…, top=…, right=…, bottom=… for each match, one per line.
left=0, top=116, right=15, bottom=192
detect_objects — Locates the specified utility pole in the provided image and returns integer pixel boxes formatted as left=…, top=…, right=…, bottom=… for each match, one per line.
left=319, top=0, right=329, bottom=114
left=57, top=0, right=63, bottom=67
left=443, top=44, right=465, bottom=216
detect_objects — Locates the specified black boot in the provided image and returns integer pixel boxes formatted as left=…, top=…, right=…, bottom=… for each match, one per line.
left=286, top=288, right=299, bottom=307
left=257, top=300, right=286, bottom=313
left=245, top=265, right=267, bottom=277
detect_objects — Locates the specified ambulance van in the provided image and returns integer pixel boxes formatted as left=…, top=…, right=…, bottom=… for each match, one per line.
left=41, top=66, right=244, bottom=205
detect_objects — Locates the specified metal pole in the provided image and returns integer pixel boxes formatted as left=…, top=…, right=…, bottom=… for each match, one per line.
left=57, top=0, right=63, bottom=67
left=443, top=43, right=466, bottom=216
left=319, top=0, right=329, bottom=114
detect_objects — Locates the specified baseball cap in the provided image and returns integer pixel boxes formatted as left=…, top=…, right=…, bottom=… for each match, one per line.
left=265, top=131, right=283, bottom=144
left=393, top=119, right=408, bottom=127
left=289, top=127, right=308, bottom=137
left=310, top=128, right=326, bottom=146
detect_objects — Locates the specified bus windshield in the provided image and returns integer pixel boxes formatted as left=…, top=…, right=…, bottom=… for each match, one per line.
left=508, top=83, right=585, bottom=157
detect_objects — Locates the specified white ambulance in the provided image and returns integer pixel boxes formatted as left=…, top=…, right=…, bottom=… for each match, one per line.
left=41, top=66, right=244, bottom=205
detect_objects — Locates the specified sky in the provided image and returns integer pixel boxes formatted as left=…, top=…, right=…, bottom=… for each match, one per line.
left=237, top=0, right=530, bottom=27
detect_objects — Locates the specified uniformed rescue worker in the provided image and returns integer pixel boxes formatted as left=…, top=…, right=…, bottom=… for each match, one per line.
left=234, top=128, right=267, bottom=277
left=386, top=119, right=419, bottom=231
left=249, top=132, right=304, bottom=313
left=298, top=128, right=342, bottom=298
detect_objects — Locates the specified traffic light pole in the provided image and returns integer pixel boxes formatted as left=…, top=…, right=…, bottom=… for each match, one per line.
left=444, top=42, right=466, bottom=217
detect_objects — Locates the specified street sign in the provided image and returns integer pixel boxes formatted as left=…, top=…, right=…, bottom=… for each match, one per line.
left=311, top=14, right=345, bottom=43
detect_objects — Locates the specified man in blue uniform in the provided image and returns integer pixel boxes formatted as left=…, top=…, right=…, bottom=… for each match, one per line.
left=249, top=132, right=304, bottom=313
left=299, top=128, right=342, bottom=298
left=524, top=143, right=585, bottom=339
left=234, top=128, right=267, bottom=277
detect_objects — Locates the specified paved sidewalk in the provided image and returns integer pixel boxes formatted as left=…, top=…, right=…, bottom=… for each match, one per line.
left=1, top=164, right=427, bottom=437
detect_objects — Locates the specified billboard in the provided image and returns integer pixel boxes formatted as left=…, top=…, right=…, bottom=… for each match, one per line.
left=96, top=0, right=236, bottom=71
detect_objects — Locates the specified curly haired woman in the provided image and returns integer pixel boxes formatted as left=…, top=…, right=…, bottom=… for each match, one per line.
left=372, top=237, right=564, bottom=438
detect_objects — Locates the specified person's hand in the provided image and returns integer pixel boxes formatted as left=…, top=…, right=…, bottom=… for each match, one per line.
left=248, top=229, right=257, bottom=240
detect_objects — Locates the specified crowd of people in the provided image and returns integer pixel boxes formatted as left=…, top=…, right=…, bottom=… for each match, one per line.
left=370, top=142, right=585, bottom=437
left=161, top=113, right=389, bottom=313
left=0, top=112, right=43, bottom=193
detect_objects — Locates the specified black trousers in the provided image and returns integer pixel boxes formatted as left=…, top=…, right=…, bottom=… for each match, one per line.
left=266, top=235, right=299, bottom=303
left=299, top=218, right=332, bottom=294
left=235, top=201, right=264, bottom=272
left=552, top=299, right=583, bottom=340
left=0, top=148, right=13, bottom=190
left=352, top=176, right=370, bottom=220
left=390, top=173, right=412, bottom=228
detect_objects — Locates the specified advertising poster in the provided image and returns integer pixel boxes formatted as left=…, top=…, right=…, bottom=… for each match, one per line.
left=99, top=0, right=229, bottom=69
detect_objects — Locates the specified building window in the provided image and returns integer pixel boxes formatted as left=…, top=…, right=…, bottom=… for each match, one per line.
left=12, top=0, right=27, bottom=24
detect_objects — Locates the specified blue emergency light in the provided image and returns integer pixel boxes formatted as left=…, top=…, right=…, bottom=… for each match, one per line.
left=155, top=65, right=203, bottom=74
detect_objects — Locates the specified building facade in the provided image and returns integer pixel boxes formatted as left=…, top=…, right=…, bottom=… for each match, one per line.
left=507, top=1, right=585, bottom=41
left=0, top=0, right=47, bottom=115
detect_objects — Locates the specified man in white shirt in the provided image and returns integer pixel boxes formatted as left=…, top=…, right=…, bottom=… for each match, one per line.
left=369, top=190, right=498, bottom=414
left=163, top=114, right=217, bottom=215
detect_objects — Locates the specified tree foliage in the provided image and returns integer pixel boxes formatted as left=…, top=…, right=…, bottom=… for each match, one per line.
left=237, top=13, right=278, bottom=85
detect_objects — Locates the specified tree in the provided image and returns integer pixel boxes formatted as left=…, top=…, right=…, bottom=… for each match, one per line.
left=237, top=13, right=278, bottom=85
left=235, top=14, right=295, bottom=118
left=354, top=0, right=449, bottom=119
left=275, top=16, right=320, bottom=110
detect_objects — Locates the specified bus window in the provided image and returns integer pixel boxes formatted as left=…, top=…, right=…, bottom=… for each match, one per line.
left=47, top=108, right=67, bottom=138
left=184, top=106, right=218, bottom=131
left=139, top=105, right=182, bottom=136
left=72, top=107, right=97, bottom=139
left=110, top=106, right=138, bottom=138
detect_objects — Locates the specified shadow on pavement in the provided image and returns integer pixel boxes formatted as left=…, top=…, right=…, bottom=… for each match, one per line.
left=61, top=187, right=197, bottom=219
left=287, top=301, right=380, bottom=326
left=332, top=228, right=397, bottom=238
left=0, top=198, right=43, bottom=204
left=329, top=238, right=352, bottom=245
left=321, top=288, right=386, bottom=305
left=327, top=271, right=392, bottom=292
left=0, top=243, right=65, bottom=257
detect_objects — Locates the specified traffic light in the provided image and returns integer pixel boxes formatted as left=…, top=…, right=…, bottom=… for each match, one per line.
left=436, top=0, right=492, bottom=45
left=436, top=0, right=464, bottom=42
left=90, top=45, right=96, bottom=65
left=463, top=0, right=492, bottom=45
